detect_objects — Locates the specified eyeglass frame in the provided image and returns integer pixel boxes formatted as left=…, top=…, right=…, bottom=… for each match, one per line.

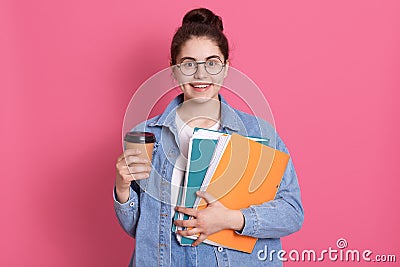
left=176, top=56, right=226, bottom=76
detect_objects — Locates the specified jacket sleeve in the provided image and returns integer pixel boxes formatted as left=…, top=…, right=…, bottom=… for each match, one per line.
left=237, top=134, right=304, bottom=239
left=113, top=186, right=140, bottom=238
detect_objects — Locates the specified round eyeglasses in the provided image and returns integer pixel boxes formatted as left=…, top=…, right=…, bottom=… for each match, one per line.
left=177, top=57, right=225, bottom=76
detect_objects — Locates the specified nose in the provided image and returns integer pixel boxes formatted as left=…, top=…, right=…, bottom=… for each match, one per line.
left=193, top=62, right=208, bottom=79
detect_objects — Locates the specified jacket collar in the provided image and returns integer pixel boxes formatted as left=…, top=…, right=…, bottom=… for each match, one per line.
left=151, top=93, right=240, bottom=132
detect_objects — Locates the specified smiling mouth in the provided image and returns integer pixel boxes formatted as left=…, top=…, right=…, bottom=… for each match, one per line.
left=189, top=83, right=212, bottom=92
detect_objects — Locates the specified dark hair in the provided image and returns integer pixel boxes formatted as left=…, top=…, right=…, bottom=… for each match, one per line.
left=170, top=8, right=229, bottom=65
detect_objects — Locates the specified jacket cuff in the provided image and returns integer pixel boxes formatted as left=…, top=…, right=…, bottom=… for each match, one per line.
left=236, top=207, right=257, bottom=236
left=113, top=187, right=138, bottom=214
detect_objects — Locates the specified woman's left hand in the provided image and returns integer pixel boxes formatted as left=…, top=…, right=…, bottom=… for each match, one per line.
left=174, top=191, right=245, bottom=246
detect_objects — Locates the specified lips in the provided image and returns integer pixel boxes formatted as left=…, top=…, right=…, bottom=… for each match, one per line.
left=189, top=83, right=212, bottom=92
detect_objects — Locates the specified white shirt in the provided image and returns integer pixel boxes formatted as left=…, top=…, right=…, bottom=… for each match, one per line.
left=170, top=113, right=220, bottom=217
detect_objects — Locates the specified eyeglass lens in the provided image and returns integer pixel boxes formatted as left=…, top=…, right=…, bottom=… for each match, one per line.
left=179, top=58, right=224, bottom=76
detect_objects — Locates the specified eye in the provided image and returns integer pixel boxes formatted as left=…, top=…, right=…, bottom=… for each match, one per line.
left=182, top=61, right=196, bottom=68
left=206, top=59, right=221, bottom=68
left=207, top=61, right=215, bottom=67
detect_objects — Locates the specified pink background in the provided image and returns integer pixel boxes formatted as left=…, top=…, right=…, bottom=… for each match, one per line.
left=1, top=0, right=399, bottom=266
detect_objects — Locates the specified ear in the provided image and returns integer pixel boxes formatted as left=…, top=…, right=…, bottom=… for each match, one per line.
left=170, top=64, right=185, bottom=91
left=223, top=60, right=230, bottom=78
left=170, top=63, right=179, bottom=81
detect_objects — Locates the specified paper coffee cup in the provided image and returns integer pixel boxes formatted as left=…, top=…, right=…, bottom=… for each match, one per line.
left=124, top=132, right=156, bottom=163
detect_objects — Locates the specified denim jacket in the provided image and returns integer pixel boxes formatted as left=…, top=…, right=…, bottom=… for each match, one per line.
left=114, top=94, right=304, bottom=267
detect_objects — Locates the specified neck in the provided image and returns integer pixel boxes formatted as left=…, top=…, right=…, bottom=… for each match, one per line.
left=177, top=97, right=221, bottom=129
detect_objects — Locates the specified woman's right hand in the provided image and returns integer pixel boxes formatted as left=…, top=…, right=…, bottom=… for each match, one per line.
left=115, top=149, right=152, bottom=203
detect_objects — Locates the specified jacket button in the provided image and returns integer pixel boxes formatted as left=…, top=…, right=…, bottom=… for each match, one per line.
left=217, top=246, right=223, bottom=252
left=129, top=202, right=135, bottom=207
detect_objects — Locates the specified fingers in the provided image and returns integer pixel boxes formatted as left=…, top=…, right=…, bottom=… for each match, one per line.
left=125, top=155, right=149, bottom=165
left=123, top=148, right=145, bottom=156
left=192, top=233, right=208, bottom=247
left=175, top=206, right=197, bottom=217
left=174, top=218, right=197, bottom=228
left=116, top=155, right=148, bottom=170
left=125, top=171, right=150, bottom=181
left=116, top=149, right=151, bottom=181
left=128, top=164, right=151, bottom=174
left=116, top=162, right=150, bottom=178
left=118, top=165, right=150, bottom=181
left=196, top=191, right=217, bottom=204
left=176, top=225, right=208, bottom=247
left=117, top=149, right=142, bottom=162
left=115, top=149, right=151, bottom=194
left=177, top=227, right=201, bottom=237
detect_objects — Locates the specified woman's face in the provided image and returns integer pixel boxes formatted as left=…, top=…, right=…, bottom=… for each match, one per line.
left=174, top=37, right=228, bottom=103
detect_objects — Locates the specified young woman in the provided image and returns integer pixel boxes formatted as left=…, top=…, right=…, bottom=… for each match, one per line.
left=114, top=8, right=303, bottom=267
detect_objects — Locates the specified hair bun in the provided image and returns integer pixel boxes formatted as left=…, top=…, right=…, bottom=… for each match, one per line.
left=182, top=8, right=224, bottom=31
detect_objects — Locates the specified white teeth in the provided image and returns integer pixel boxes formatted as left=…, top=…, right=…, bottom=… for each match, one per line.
left=193, top=84, right=210, bottom=88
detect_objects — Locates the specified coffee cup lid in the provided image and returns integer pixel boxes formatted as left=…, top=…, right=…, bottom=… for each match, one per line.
left=124, top=131, right=156, bottom=143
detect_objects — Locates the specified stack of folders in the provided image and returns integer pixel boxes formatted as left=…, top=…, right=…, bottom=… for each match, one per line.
left=172, top=128, right=290, bottom=253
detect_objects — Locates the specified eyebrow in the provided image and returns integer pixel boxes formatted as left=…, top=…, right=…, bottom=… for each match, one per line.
left=179, top=55, right=222, bottom=62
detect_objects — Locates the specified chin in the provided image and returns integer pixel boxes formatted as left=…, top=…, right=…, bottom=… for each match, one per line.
left=184, top=91, right=220, bottom=102
left=186, top=96, right=215, bottom=103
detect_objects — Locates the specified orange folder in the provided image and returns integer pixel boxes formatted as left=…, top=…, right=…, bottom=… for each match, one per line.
left=196, top=133, right=290, bottom=253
